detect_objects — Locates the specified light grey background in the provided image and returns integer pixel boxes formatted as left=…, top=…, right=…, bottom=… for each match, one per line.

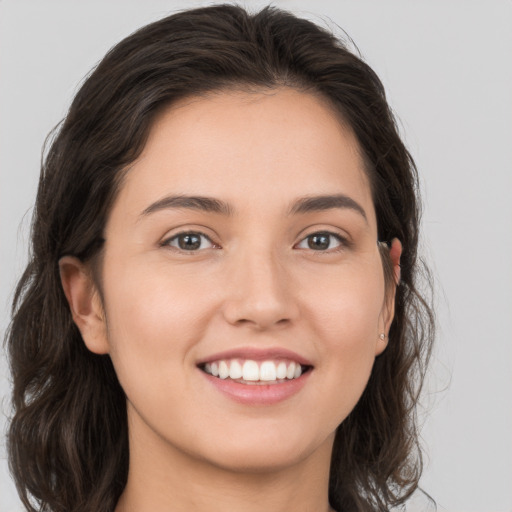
left=1, top=1, right=511, bottom=511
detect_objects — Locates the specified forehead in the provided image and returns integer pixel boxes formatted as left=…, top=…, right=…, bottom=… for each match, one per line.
left=112, top=87, right=375, bottom=225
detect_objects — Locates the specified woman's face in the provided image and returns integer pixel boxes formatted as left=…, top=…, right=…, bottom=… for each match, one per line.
left=71, top=88, right=396, bottom=473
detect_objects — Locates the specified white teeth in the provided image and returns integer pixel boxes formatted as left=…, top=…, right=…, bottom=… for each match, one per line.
left=286, top=362, right=296, bottom=380
left=260, top=361, right=277, bottom=381
left=277, top=361, right=287, bottom=379
left=218, top=361, right=229, bottom=379
left=203, top=358, right=307, bottom=382
left=242, top=360, right=260, bottom=381
left=229, top=360, right=243, bottom=379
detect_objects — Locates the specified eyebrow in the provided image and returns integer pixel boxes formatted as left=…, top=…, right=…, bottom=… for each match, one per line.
left=288, top=194, right=367, bottom=221
left=140, top=193, right=367, bottom=221
left=140, top=195, right=233, bottom=217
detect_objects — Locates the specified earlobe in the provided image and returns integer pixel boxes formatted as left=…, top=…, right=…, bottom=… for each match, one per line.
left=375, top=332, right=388, bottom=356
left=59, top=256, right=109, bottom=355
left=376, top=238, right=402, bottom=356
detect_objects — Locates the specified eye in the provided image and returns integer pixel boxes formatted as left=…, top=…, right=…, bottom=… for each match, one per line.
left=295, top=231, right=346, bottom=251
left=163, top=232, right=216, bottom=251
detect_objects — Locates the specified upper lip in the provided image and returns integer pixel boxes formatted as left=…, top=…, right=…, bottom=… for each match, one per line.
left=197, top=347, right=314, bottom=367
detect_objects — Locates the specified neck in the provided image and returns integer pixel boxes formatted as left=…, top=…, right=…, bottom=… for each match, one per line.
left=115, top=419, right=335, bottom=512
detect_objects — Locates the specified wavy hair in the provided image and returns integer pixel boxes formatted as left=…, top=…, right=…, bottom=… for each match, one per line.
left=6, top=5, right=434, bottom=511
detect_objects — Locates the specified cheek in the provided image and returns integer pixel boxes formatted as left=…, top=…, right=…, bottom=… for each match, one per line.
left=100, top=259, right=218, bottom=382
left=304, top=260, right=385, bottom=337
left=302, top=261, right=385, bottom=405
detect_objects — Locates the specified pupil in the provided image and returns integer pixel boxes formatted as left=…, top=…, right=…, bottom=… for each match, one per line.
left=308, top=234, right=329, bottom=250
left=179, top=234, right=201, bottom=250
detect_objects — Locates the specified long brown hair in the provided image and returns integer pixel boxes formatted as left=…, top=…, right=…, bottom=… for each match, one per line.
left=6, top=5, right=435, bottom=511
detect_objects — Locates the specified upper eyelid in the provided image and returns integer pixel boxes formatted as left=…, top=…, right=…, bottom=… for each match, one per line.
left=160, top=226, right=217, bottom=243
left=295, top=227, right=351, bottom=244
left=302, top=230, right=345, bottom=240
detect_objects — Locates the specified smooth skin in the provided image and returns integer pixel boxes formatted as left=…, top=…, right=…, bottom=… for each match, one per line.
left=60, top=88, right=401, bottom=512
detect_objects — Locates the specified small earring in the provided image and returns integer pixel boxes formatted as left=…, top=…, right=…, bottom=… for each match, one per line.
left=379, top=333, right=386, bottom=340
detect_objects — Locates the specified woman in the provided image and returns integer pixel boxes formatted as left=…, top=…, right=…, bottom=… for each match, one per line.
left=6, top=5, right=434, bottom=512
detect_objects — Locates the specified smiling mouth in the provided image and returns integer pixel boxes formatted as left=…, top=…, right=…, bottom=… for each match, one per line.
left=199, top=358, right=312, bottom=385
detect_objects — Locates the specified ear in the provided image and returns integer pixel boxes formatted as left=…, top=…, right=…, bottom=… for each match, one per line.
left=59, top=256, right=109, bottom=355
left=376, top=238, right=402, bottom=356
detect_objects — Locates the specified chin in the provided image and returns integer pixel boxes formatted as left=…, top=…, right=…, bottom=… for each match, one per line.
left=208, top=448, right=310, bottom=474
left=196, top=428, right=334, bottom=474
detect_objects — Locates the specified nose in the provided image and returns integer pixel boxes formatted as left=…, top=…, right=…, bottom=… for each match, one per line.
left=221, top=248, right=299, bottom=330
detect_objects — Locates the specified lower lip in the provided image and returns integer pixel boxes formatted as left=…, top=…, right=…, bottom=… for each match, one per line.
left=201, top=370, right=311, bottom=405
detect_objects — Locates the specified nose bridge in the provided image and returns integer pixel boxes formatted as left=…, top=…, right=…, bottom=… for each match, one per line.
left=222, top=242, right=297, bottom=329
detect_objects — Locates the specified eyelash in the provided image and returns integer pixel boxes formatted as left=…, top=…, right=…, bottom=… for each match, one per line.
left=161, top=231, right=218, bottom=252
left=295, top=231, right=349, bottom=252
left=161, top=230, right=349, bottom=253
